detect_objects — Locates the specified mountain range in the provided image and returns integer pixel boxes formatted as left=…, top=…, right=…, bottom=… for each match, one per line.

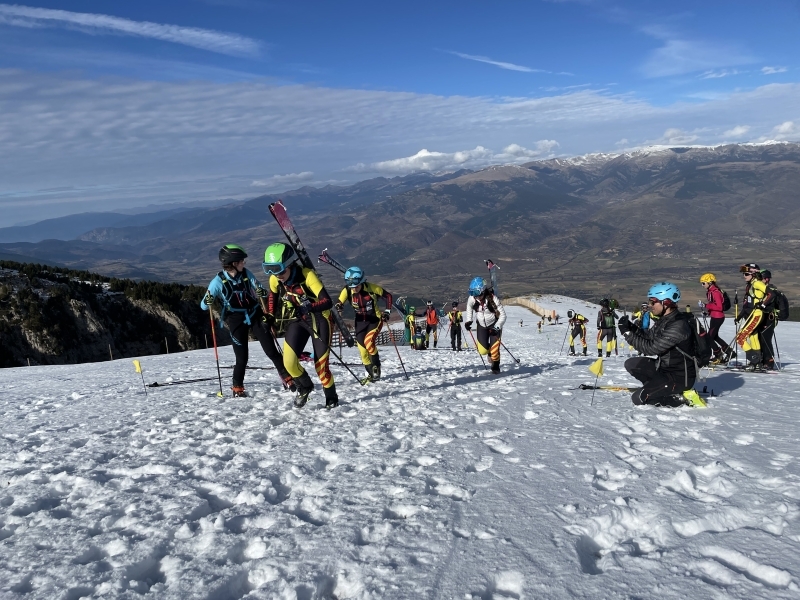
left=2, top=142, right=799, bottom=309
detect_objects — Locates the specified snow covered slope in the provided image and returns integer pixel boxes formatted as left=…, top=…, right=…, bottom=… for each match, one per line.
left=2, top=305, right=799, bottom=599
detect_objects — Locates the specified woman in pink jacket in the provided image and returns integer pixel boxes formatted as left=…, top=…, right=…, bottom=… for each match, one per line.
left=700, top=273, right=731, bottom=362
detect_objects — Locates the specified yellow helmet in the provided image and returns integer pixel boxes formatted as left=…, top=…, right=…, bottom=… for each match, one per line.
left=699, top=273, right=716, bottom=283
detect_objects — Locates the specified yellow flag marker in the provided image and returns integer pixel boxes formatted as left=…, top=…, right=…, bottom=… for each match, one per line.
left=588, top=358, right=603, bottom=406
left=132, top=360, right=147, bottom=396
left=589, top=358, right=604, bottom=377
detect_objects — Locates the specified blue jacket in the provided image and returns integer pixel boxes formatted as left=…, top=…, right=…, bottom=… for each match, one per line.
left=201, top=268, right=265, bottom=324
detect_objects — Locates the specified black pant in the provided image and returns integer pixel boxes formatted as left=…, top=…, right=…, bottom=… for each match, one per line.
left=625, top=357, right=693, bottom=407
left=708, top=316, right=728, bottom=353
left=283, top=314, right=335, bottom=389
left=226, top=310, right=286, bottom=387
left=760, top=318, right=776, bottom=366
left=450, top=326, right=462, bottom=350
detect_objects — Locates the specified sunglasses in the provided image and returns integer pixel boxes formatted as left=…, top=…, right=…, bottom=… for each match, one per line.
left=648, top=299, right=662, bottom=306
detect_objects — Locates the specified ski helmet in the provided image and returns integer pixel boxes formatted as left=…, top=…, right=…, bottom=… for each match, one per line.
left=344, top=266, right=365, bottom=288
left=739, top=263, right=760, bottom=274
left=600, top=298, right=610, bottom=308
left=219, top=244, right=247, bottom=265
left=699, top=273, right=716, bottom=284
left=262, top=243, right=297, bottom=275
left=647, top=281, right=681, bottom=305
left=408, top=306, right=415, bottom=314
left=426, top=300, right=433, bottom=306
left=567, top=310, right=574, bottom=319
left=469, top=277, right=487, bottom=297
left=641, top=302, right=649, bottom=309
left=452, top=301, right=458, bottom=307
left=761, top=269, right=772, bottom=280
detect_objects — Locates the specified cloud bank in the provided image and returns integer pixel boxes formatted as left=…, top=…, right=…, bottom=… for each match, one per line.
left=0, top=3, right=260, bottom=56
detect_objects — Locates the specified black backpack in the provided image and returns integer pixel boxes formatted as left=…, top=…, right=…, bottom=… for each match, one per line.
left=677, top=313, right=713, bottom=369
left=774, top=288, right=790, bottom=321
left=721, top=289, right=732, bottom=312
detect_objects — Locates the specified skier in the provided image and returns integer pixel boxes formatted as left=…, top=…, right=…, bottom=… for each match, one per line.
left=405, top=306, right=419, bottom=349
left=699, top=273, right=732, bottom=364
left=567, top=310, right=589, bottom=356
left=335, top=266, right=392, bottom=382
left=537, top=320, right=542, bottom=334
left=632, top=303, right=651, bottom=329
left=736, top=263, right=772, bottom=369
left=201, top=244, right=293, bottom=397
left=424, top=301, right=439, bottom=348
left=617, top=282, right=705, bottom=407
left=262, top=242, right=340, bottom=408
left=759, top=269, right=778, bottom=370
left=596, top=298, right=618, bottom=357
left=447, top=301, right=463, bottom=351
left=413, top=325, right=427, bottom=350
left=464, top=277, right=507, bottom=374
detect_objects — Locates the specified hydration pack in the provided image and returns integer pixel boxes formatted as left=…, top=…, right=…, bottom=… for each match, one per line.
left=721, top=289, right=732, bottom=312
left=676, top=312, right=713, bottom=369
left=774, top=288, right=790, bottom=321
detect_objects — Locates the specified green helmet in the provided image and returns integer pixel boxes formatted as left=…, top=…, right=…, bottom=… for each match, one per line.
left=262, top=243, right=297, bottom=276
left=219, top=244, right=247, bottom=265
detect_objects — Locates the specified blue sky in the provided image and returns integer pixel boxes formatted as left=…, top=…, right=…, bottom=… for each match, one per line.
left=0, top=0, right=798, bottom=226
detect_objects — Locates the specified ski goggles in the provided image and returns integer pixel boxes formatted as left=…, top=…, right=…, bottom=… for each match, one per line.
left=344, top=275, right=363, bottom=288
left=262, top=261, right=288, bottom=276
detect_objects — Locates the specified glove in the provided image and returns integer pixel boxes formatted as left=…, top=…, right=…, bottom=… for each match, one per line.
left=256, top=286, right=267, bottom=298
left=697, top=300, right=704, bottom=308
left=261, top=312, right=275, bottom=326
left=382, top=309, right=391, bottom=322
left=345, top=335, right=355, bottom=348
left=335, top=302, right=343, bottom=312
left=203, top=291, right=214, bottom=307
left=617, top=315, right=632, bottom=335
left=298, top=300, right=312, bottom=316
left=488, top=326, right=500, bottom=336
left=465, top=321, right=472, bottom=331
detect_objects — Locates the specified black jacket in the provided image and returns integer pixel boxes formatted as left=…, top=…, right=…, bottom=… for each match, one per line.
left=622, top=310, right=696, bottom=382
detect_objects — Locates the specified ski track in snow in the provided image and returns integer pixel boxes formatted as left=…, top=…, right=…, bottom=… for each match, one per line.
left=1, top=297, right=799, bottom=599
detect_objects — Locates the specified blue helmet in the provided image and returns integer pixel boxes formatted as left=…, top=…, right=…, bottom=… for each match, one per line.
left=469, top=277, right=487, bottom=297
left=344, top=266, right=365, bottom=288
left=647, top=281, right=681, bottom=304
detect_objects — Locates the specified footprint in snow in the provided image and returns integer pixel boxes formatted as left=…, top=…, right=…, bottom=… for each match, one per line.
left=466, top=455, right=493, bottom=472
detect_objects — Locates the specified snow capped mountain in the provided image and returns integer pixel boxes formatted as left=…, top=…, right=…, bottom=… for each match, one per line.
left=2, top=301, right=799, bottom=598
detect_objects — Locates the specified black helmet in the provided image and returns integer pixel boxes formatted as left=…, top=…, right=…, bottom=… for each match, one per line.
left=567, top=309, right=574, bottom=319
left=452, top=301, right=458, bottom=307
left=600, top=298, right=610, bottom=308
left=761, top=269, right=772, bottom=280
left=219, top=244, right=247, bottom=265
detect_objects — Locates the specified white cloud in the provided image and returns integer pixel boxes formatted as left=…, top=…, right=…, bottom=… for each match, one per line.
left=758, top=121, right=797, bottom=142
left=762, top=66, right=788, bottom=75
left=0, top=3, right=260, bottom=56
left=445, top=51, right=548, bottom=73
left=700, top=69, right=740, bottom=79
left=640, top=36, right=756, bottom=78
left=646, top=128, right=700, bottom=146
left=251, top=172, right=314, bottom=188
left=723, top=125, right=750, bottom=138
left=346, top=142, right=559, bottom=175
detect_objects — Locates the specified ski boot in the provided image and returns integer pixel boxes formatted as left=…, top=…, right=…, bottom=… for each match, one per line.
left=362, top=363, right=374, bottom=384
left=323, top=385, right=339, bottom=409
left=231, top=385, right=248, bottom=398
left=598, top=349, right=603, bottom=357
left=280, top=371, right=297, bottom=392
left=568, top=346, right=576, bottom=356
left=434, top=340, right=437, bottom=348
left=490, top=360, right=501, bottom=375
left=582, top=348, right=588, bottom=356
left=682, top=389, right=707, bottom=408
left=606, top=351, right=612, bottom=358
left=370, top=355, right=381, bottom=382
left=293, top=372, right=314, bottom=408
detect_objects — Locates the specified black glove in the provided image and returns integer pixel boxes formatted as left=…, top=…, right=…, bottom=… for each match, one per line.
left=488, top=326, right=500, bottom=336
left=617, top=315, right=632, bottom=335
left=261, top=312, right=275, bottom=326
left=203, top=291, right=214, bottom=307
left=298, top=300, right=312, bottom=316
left=465, top=321, right=472, bottom=331
left=256, top=286, right=267, bottom=298
left=335, top=302, right=343, bottom=312
left=345, top=336, right=355, bottom=348
left=382, top=310, right=391, bottom=322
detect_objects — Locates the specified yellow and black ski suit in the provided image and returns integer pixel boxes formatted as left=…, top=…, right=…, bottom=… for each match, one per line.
left=597, top=308, right=618, bottom=357
left=267, top=267, right=335, bottom=390
left=737, top=278, right=772, bottom=365
left=447, top=309, right=463, bottom=350
left=338, top=282, right=392, bottom=375
left=569, top=314, right=589, bottom=354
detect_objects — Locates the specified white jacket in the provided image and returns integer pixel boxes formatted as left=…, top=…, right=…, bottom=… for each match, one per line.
left=465, top=294, right=506, bottom=330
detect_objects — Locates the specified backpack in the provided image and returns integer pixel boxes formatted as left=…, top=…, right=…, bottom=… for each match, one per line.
left=601, top=310, right=615, bottom=329
left=721, top=289, right=732, bottom=312
left=774, top=288, right=790, bottom=321
left=676, top=313, right=713, bottom=369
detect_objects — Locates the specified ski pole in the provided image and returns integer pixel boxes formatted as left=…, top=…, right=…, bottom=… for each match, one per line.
left=467, top=329, right=487, bottom=369
left=559, top=324, right=570, bottom=354
left=385, top=319, right=409, bottom=380
left=208, top=308, right=224, bottom=397
left=499, top=339, right=521, bottom=364
left=772, top=326, right=781, bottom=371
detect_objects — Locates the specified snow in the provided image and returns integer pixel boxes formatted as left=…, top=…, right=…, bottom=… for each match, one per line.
left=2, top=299, right=800, bottom=599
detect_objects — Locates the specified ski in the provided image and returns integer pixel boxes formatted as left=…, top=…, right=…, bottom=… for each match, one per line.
left=485, top=259, right=500, bottom=297
left=148, top=376, right=219, bottom=388
left=577, top=383, right=715, bottom=396
left=269, top=201, right=356, bottom=347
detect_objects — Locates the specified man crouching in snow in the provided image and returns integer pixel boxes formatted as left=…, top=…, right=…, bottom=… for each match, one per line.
left=617, top=281, right=704, bottom=408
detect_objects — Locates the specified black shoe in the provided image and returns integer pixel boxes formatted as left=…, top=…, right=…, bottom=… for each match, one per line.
left=323, top=386, right=339, bottom=409
left=293, top=372, right=314, bottom=408
left=490, top=360, right=500, bottom=374
left=568, top=349, right=576, bottom=356
left=598, top=349, right=603, bottom=357
left=434, top=341, right=437, bottom=348
left=371, top=355, right=381, bottom=382
left=583, top=348, right=588, bottom=356
left=362, top=364, right=374, bottom=383
left=606, top=351, right=611, bottom=358
left=231, top=386, right=247, bottom=398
